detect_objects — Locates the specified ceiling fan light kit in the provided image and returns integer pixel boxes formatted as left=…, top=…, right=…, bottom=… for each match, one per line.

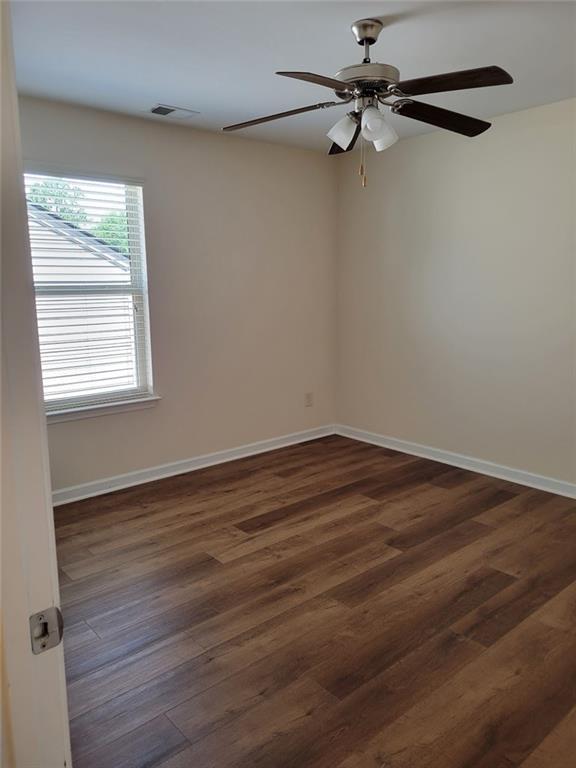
left=373, top=129, right=399, bottom=153
left=361, top=105, right=398, bottom=145
left=327, top=113, right=359, bottom=150
left=223, top=17, right=513, bottom=185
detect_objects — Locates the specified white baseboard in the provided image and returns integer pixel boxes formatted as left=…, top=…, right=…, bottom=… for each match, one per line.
left=52, top=422, right=576, bottom=506
left=52, top=425, right=336, bottom=506
left=335, top=424, right=576, bottom=500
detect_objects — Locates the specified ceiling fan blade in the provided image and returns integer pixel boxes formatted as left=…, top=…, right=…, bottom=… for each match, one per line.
left=395, top=66, right=513, bottom=96
left=222, top=101, right=339, bottom=131
left=393, top=100, right=491, bottom=137
left=277, top=71, right=355, bottom=93
left=328, top=122, right=361, bottom=155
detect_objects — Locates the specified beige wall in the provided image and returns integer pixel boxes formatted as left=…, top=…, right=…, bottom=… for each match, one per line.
left=19, top=97, right=337, bottom=490
left=19, top=96, right=576, bottom=491
left=336, top=98, right=576, bottom=483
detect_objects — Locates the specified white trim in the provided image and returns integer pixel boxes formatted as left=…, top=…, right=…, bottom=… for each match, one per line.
left=47, top=394, right=161, bottom=423
left=23, top=159, right=146, bottom=186
left=335, top=424, right=576, bottom=500
left=52, top=422, right=576, bottom=507
left=52, top=425, right=335, bottom=505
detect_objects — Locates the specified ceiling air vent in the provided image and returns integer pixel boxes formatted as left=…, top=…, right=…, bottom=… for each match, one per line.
left=150, top=104, right=200, bottom=119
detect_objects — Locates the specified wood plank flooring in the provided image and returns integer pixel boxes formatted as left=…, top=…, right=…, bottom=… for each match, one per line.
left=54, top=435, right=576, bottom=768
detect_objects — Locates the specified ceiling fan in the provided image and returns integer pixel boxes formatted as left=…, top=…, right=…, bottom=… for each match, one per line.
left=223, top=18, right=513, bottom=156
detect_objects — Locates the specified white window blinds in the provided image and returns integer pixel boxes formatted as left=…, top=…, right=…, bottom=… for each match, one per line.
left=24, top=173, right=154, bottom=414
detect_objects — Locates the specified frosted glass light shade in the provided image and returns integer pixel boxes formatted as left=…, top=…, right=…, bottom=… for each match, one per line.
left=327, top=114, right=358, bottom=150
left=373, top=129, right=399, bottom=151
left=361, top=106, right=398, bottom=150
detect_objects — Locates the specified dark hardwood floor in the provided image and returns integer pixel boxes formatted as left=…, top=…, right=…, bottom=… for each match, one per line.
left=55, top=435, right=576, bottom=768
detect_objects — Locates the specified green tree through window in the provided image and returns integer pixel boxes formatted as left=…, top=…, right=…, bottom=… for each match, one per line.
left=27, top=179, right=88, bottom=226
left=93, top=212, right=129, bottom=254
left=27, top=178, right=130, bottom=254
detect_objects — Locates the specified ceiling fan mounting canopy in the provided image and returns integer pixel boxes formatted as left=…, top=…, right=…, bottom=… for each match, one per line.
left=351, top=18, right=384, bottom=46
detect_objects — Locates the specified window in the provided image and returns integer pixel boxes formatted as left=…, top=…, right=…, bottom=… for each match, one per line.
left=24, top=173, right=154, bottom=415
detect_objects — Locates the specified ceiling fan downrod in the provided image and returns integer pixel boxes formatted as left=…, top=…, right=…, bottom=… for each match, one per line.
left=351, top=17, right=384, bottom=64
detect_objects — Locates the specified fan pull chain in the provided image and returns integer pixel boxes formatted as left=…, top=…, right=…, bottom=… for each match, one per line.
left=359, top=136, right=367, bottom=188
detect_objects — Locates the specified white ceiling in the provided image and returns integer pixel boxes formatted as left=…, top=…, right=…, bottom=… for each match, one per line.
left=11, top=1, right=576, bottom=151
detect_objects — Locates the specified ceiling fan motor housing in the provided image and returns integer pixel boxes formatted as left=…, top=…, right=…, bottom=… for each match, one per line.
left=334, top=63, right=400, bottom=97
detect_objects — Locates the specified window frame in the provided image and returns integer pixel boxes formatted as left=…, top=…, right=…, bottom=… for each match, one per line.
left=23, top=166, right=158, bottom=421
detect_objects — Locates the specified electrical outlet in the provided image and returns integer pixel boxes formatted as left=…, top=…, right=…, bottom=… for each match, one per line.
left=304, top=392, right=314, bottom=408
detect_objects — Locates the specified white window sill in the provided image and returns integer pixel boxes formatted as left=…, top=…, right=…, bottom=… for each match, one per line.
left=46, top=394, right=161, bottom=424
